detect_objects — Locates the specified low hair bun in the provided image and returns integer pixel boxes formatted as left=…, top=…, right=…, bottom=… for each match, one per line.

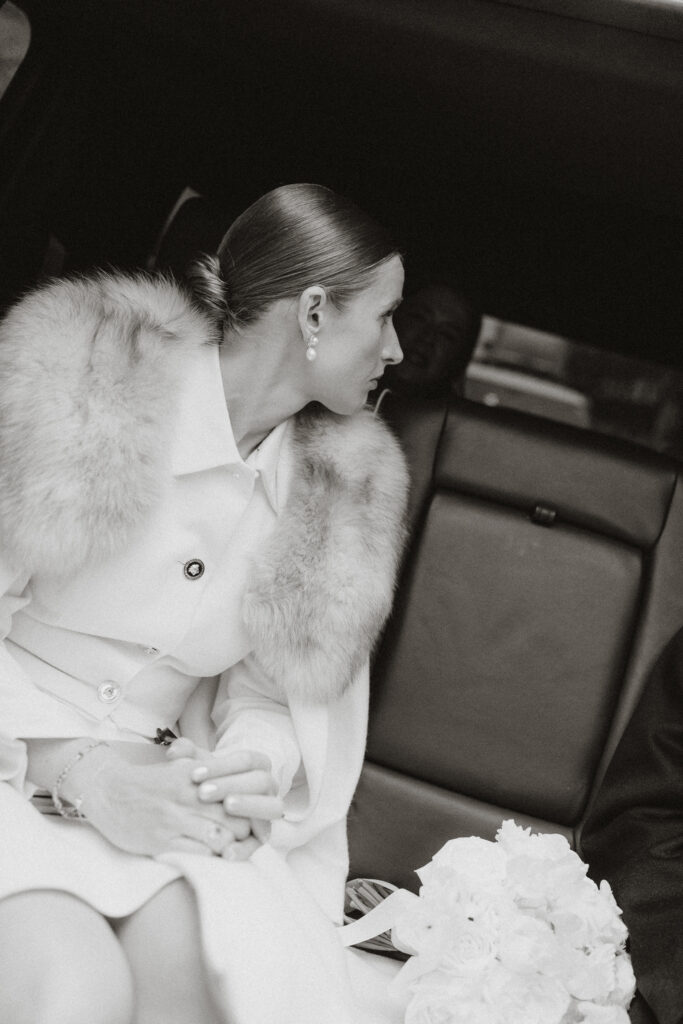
left=196, top=184, right=400, bottom=331
left=186, top=253, right=229, bottom=322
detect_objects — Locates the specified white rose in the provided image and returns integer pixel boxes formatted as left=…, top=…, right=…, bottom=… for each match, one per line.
left=430, top=881, right=505, bottom=932
left=496, top=820, right=571, bottom=861
left=418, top=836, right=507, bottom=892
left=576, top=1001, right=631, bottom=1024
left=564, top=945, right=616, bottom=1002
left=498, top=914, right=560, bottom=975
left=438, top=919, right=498, bottom=977
left=405, top=974, right=499, bottom=1024
left=489, top=968, right=571, bottom=1024
left=394, top=888, right=500, bottom=974
left=610, top=951, right=636, bottom=1006
left=506, top=852, right=587, bottom=911
left=553, top=878, right=628, bottom=949
left=392, top=903, right=455, bottom=958
left=545, top=908, right=586, bottom=946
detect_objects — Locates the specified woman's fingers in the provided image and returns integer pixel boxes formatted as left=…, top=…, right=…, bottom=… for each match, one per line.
left=185, top=817, right=238, bottom=855
left=178, top=818, right=260, bottom=859
left=166, top=747, right=281, bottom=833
left=197, top=769, right=276, bottom=803
left=190, top=749, right=272, bottom=782
left=162, top=836, right=213, bottom=857
left=223, top=793, right=284, bottom=820
left=221, top=836, right=261, bottom=862
left=250, top=818, right=272, bottom=843
left=217, top=814, right=252, bottom=841
left=166, top=737, right=200, bottom=761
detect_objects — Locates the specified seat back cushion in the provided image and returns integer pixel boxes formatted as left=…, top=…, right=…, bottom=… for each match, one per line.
left=349, top=396, right=683, bottom=890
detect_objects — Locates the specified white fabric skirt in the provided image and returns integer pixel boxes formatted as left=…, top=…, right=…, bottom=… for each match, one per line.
left=0, top=782, right=404, bottom=1023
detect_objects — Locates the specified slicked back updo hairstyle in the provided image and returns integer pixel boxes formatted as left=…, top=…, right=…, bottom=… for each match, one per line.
left=187, top=183, right=400, bottom=335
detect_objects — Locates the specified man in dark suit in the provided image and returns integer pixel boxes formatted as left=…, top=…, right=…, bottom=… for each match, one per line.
left=582, top=628, right=683, bottom=1024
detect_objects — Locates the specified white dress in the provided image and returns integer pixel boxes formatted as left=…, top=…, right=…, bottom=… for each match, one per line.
left=0, top=342, right=403, bottom=1023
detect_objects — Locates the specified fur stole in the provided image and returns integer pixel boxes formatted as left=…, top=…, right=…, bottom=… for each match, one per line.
left=0, top=273, right=409, bottom=702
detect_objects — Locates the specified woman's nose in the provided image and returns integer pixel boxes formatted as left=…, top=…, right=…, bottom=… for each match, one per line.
left=381, top=324, right=404, bottom=365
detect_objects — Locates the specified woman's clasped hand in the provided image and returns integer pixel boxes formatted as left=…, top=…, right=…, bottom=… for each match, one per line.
left=169, top=738, right=284, bottom=850
left=74, top=739, right=283, bottom=861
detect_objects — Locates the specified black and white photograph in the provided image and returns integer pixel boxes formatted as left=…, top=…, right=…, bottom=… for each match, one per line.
left=0, top=2, right=682, bottom=1022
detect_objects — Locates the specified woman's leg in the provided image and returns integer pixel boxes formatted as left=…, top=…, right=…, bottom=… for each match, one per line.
left=114, top=879, right=222, bottom=1024
left=0, top=890, right=134, bottom=1024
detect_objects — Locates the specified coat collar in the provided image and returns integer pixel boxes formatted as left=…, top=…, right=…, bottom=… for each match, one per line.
left=246, top=422, right=289, bottom=515
left=170, top=341, right=285, bottom=514
left=170, top=342, right=236, bottom=476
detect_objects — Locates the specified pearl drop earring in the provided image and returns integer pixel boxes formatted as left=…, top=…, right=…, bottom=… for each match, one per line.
left=306, top=332, right=319, bottom=361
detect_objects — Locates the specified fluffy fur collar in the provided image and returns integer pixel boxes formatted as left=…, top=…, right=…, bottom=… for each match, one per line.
left=0, top=273, right=409, bottom=702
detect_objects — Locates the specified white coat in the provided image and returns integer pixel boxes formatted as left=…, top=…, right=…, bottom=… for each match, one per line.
left=0, top=272, right=409, bottom=932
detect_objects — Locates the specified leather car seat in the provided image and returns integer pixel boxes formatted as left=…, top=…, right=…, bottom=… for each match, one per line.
left=349, top=392, right=683, bottom=902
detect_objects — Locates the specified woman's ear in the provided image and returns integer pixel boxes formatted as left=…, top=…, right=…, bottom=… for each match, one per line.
left=297, top=285, right=327, bottom=338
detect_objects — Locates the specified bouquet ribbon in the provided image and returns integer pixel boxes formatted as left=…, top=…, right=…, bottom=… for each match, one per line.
left=339, top=888, right=436, bottom=1000
left=339, top=888, right=418, bottom=949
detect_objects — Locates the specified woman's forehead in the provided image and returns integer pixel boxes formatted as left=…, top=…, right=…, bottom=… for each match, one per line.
left=368, top=255, right=404, bottom=302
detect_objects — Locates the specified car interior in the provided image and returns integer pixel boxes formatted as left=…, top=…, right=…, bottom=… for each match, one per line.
left=2, top=2, right=683, bottom=1020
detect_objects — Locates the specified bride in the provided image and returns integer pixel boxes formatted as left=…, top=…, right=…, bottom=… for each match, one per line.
left=0, top=182, right=408, bottom=1024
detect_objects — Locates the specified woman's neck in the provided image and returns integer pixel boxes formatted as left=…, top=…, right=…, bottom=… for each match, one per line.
left=218, top=316, right=308, bottom=460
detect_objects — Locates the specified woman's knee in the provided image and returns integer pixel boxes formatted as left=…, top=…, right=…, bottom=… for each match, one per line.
left=0, top=890, right=134, bottom=1024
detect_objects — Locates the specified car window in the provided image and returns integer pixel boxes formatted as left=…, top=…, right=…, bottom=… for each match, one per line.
left=465, top=315, right=683, bottom=461
left=0, top=2, right=30, bottom=100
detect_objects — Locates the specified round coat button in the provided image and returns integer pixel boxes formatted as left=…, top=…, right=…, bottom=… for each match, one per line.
left=183, top=559, right=205, bottom=580
left=98, top=682, right=120, bottom=703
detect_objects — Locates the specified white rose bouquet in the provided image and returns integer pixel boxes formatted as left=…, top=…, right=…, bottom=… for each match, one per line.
left=343, top=820, right=636, bottom=1024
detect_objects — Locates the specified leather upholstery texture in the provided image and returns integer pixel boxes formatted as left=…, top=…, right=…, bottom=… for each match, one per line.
left=349, top=395, right=683, bottom=892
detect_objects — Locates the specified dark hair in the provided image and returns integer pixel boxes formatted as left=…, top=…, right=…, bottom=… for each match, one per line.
left=188, top=183, right=400, bottom=331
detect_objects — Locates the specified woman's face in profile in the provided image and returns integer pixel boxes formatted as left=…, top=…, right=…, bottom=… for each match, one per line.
left=308, top=255, right=405, bottom=415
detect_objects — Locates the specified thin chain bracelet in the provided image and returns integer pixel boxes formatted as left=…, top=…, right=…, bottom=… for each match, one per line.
left=51, top=741, right=111, bottom=820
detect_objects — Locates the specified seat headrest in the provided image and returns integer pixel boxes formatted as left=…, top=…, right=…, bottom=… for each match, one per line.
left=147, top=190, right=231, bottom=279
left=437, top=399, right=678, bottom=547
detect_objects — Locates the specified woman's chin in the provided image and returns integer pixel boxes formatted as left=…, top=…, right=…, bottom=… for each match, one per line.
left=321, top=392, right=368, bottom=416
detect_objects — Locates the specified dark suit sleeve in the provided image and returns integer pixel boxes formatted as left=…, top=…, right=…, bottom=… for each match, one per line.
left=582, top=628, right=683, bottom=1024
